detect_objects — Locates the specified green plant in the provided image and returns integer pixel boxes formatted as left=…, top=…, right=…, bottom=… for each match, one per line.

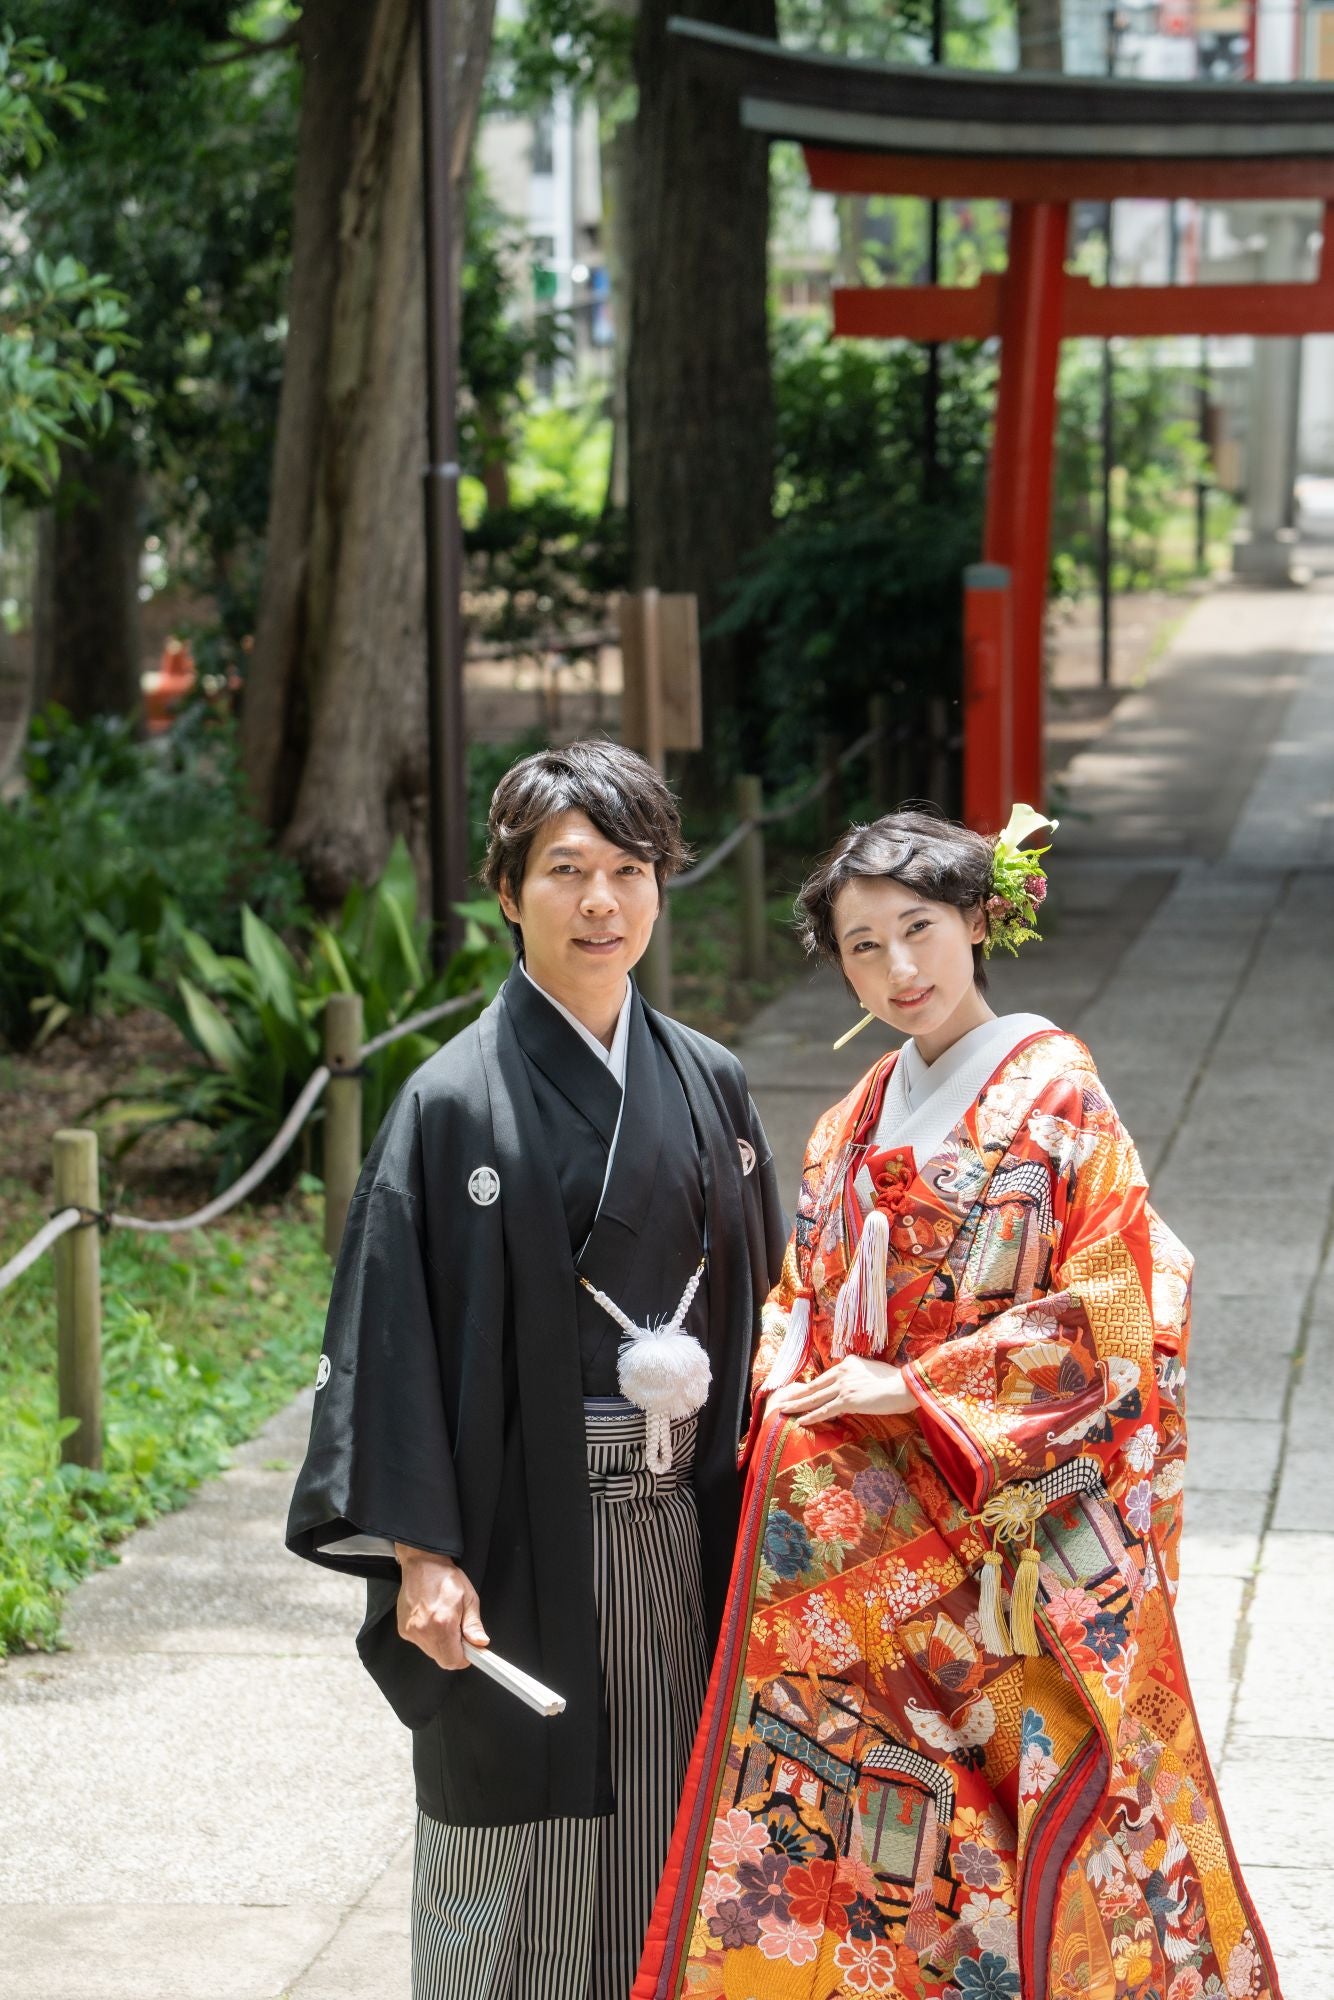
left=0, top=705, right=306, bottom=1050
left=459, top=173, right=569, bottom=490
left=100, top=841, right=511, bottom=1190
left=717, top=329, right=993, bottom=783
left=0, top=1183, right=331, bottom=1654
left=465, top=493, right=628, bottom=644
left=508, top=395, right=613, bottom=516
left=1053, top=343, right=1209, bottom=594
left=0, top=30, right=149, bottom=499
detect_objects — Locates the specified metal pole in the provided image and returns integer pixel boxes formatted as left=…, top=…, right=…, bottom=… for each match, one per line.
left=636, top=590, right=673, bottom=1012
left=923, top=0, right=945, bottom=499
left=1099, top=6, right=1118, bottom=690
left=1197, top=335, right=1211, bottom=573
left=421, top=0, right=468, bottom=968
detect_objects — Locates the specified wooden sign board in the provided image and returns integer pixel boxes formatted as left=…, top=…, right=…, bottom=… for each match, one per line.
left=617, top=590, right=703, bottom=757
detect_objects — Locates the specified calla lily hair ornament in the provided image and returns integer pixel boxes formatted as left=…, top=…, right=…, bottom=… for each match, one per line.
left=984, top=802, right=1058, bottom=958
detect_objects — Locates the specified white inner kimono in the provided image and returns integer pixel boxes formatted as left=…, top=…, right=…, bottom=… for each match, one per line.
left=851, top=1012, right=1056, bottom=1210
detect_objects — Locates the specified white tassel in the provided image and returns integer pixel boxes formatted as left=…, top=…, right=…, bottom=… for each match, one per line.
left=832, top=1208, right=890, bottom=1356
left=760, top=1292, right=812, bottom=1394
left=978, top=1550, right=1012, bottom=1655
left=582, top=1260, right=711, bottom=1475
left=645, top=1413, right=672, bottom=1476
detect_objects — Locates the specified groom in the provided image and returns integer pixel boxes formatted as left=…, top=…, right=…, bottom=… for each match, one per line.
left=287, top=739, right=785, bottom=2000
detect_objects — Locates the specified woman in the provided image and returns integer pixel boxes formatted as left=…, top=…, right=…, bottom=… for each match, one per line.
left=634, top=808, right=1281, bottom=2000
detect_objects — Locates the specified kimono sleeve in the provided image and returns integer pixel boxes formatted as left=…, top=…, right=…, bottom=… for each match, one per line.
left=902, top=1073, right=1175, bottom=1518
left=286, top=1171, right=463, bottom=1579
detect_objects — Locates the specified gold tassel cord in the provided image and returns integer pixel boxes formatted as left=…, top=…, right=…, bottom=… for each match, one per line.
left=1008, top=1539, right=1043, bottom=1658
left=977, top=1481, right=1047, bottom=1658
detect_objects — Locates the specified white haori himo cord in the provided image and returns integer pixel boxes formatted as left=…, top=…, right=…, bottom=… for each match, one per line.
left=832, top=1207, right=891, bottom=1357
left=580, top=1258, right=710, bottom=1475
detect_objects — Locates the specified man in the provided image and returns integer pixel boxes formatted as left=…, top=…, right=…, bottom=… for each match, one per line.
left=287, top=740, right=785, bottom=2000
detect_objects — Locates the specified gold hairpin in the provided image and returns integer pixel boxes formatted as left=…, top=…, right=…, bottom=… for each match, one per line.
left=832, top=1011, right=878, bottom=1052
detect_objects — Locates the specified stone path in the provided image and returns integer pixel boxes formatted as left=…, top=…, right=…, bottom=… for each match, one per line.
left=3, top=576, right=1331, bottom=1997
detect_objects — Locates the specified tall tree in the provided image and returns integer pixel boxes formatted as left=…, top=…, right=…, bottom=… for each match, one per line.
left=242, top=0, right=495, bottom=905
left=628, top=0, right=777, bottom=775
left=11, top=1, right=296, bottom=720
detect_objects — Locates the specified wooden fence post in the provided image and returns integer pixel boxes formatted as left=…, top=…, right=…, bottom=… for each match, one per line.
left=818, top=732, right=842, bottom=849
left=735, top=774, right=767, bottom=980
left=323, top=993, right=364, bottom=1258
left=53, top=1128, right=102, bottom=1471
left=640, top=897, right=673, bottom=1013
left=869, top=694, right=893, bottom=812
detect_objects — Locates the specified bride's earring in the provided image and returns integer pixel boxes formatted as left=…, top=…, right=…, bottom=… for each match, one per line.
left=832, top=1010, right=877, bottom=1052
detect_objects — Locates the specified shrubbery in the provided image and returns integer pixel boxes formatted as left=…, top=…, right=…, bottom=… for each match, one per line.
left=719, top=331, right=993, bottom=783
left=102, top=845, right=510, bottom=1191
left=0, top=705, right=304, bottom=1050
left=0, top=1189, right=330, bottom=1652
left=2, top=706, right=512, bottom=1188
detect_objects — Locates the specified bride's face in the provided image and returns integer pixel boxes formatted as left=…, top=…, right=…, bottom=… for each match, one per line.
left=833, top=875, right=991, bottom=1062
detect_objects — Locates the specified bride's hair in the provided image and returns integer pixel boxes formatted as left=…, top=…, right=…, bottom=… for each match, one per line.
left=796, top=806, right=994, bottom=987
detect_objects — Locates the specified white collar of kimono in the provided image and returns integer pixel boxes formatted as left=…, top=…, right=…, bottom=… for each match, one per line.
left=520, top=962, right=632, bottom=1090
left=871, top=1011, right=1056, bottom=1164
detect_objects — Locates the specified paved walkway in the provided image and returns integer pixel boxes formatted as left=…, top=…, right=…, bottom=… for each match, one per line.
left=3, top=577, right=1332, bottom=1998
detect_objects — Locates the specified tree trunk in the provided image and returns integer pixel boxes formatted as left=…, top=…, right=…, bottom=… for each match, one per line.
left=1017, top=0, right=1064, bottom=71
left=242, top=0, right=495, bottom=907
left=627, top=0, right=776, bottom=776
left=599, top=107, right=636, bottom=514
left=597, top=0, right=639, bottom=516
left=32, top=451, right=142, bottom=723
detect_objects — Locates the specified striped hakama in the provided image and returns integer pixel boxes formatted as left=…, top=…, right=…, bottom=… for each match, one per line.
left=411, top=1399, right=709, bottom=2000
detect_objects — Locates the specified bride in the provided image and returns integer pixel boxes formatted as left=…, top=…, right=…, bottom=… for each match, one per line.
left=634, top=806, right=1281, bottom=2000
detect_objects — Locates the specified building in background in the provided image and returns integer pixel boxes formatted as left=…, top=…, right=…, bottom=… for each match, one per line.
left=476, top=68, right=612, bottom=390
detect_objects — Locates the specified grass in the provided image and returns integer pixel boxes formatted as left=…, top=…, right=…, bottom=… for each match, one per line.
left=0, top=1177, right=331, bottom=1654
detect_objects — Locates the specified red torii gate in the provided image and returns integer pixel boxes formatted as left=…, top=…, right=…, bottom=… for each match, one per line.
left=671, top=23, right=1334, bottom=826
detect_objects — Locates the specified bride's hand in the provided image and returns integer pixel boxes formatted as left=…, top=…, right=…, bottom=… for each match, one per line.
left=769, top=1356, right=917, bottom=1425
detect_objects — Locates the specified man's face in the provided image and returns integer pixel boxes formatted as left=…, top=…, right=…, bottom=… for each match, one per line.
left=498, top=809, right=660, bottom=1006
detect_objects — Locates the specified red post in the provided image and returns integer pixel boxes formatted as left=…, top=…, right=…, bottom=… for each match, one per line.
left=982, top=200, right=1069, bottom=811
left=962, top=563, right=1012, bottom=833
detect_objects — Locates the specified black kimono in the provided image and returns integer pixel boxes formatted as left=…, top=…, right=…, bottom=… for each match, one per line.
left=286, top=966, right=785, bottom=1831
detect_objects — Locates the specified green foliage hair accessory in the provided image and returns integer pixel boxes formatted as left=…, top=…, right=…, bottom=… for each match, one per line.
left=984, top=804, right=1058, bottom=959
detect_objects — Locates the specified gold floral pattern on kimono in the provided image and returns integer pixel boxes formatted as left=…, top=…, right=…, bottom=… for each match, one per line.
left=636, top=1031, right=1282, bottom=2000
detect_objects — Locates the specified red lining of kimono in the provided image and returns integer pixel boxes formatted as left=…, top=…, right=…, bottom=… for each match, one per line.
left=639, top=1409, right=793, bottom=1995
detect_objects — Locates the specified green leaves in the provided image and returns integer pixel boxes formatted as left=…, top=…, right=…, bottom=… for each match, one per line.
left=101, top=839, right=511, bottom=1194
left=0, top=32, right=148, bottom=499
left=0, top=707, right=305, bottom=1052
left=0, top=1189, right=331, bottom=1655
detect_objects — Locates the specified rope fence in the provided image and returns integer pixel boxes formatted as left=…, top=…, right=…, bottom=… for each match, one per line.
left=0, top=987, right=486, bottom=1293
left=0, top=695, right=959, bottom=1466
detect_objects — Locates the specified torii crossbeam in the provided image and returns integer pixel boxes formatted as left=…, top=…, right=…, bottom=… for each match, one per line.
left=671, top=20, right=1334, bottom=825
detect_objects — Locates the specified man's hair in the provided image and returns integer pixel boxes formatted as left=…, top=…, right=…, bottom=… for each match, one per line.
left=481, top=739, right=691, bottom=953
left=796, top=806, right=995, bottom=989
